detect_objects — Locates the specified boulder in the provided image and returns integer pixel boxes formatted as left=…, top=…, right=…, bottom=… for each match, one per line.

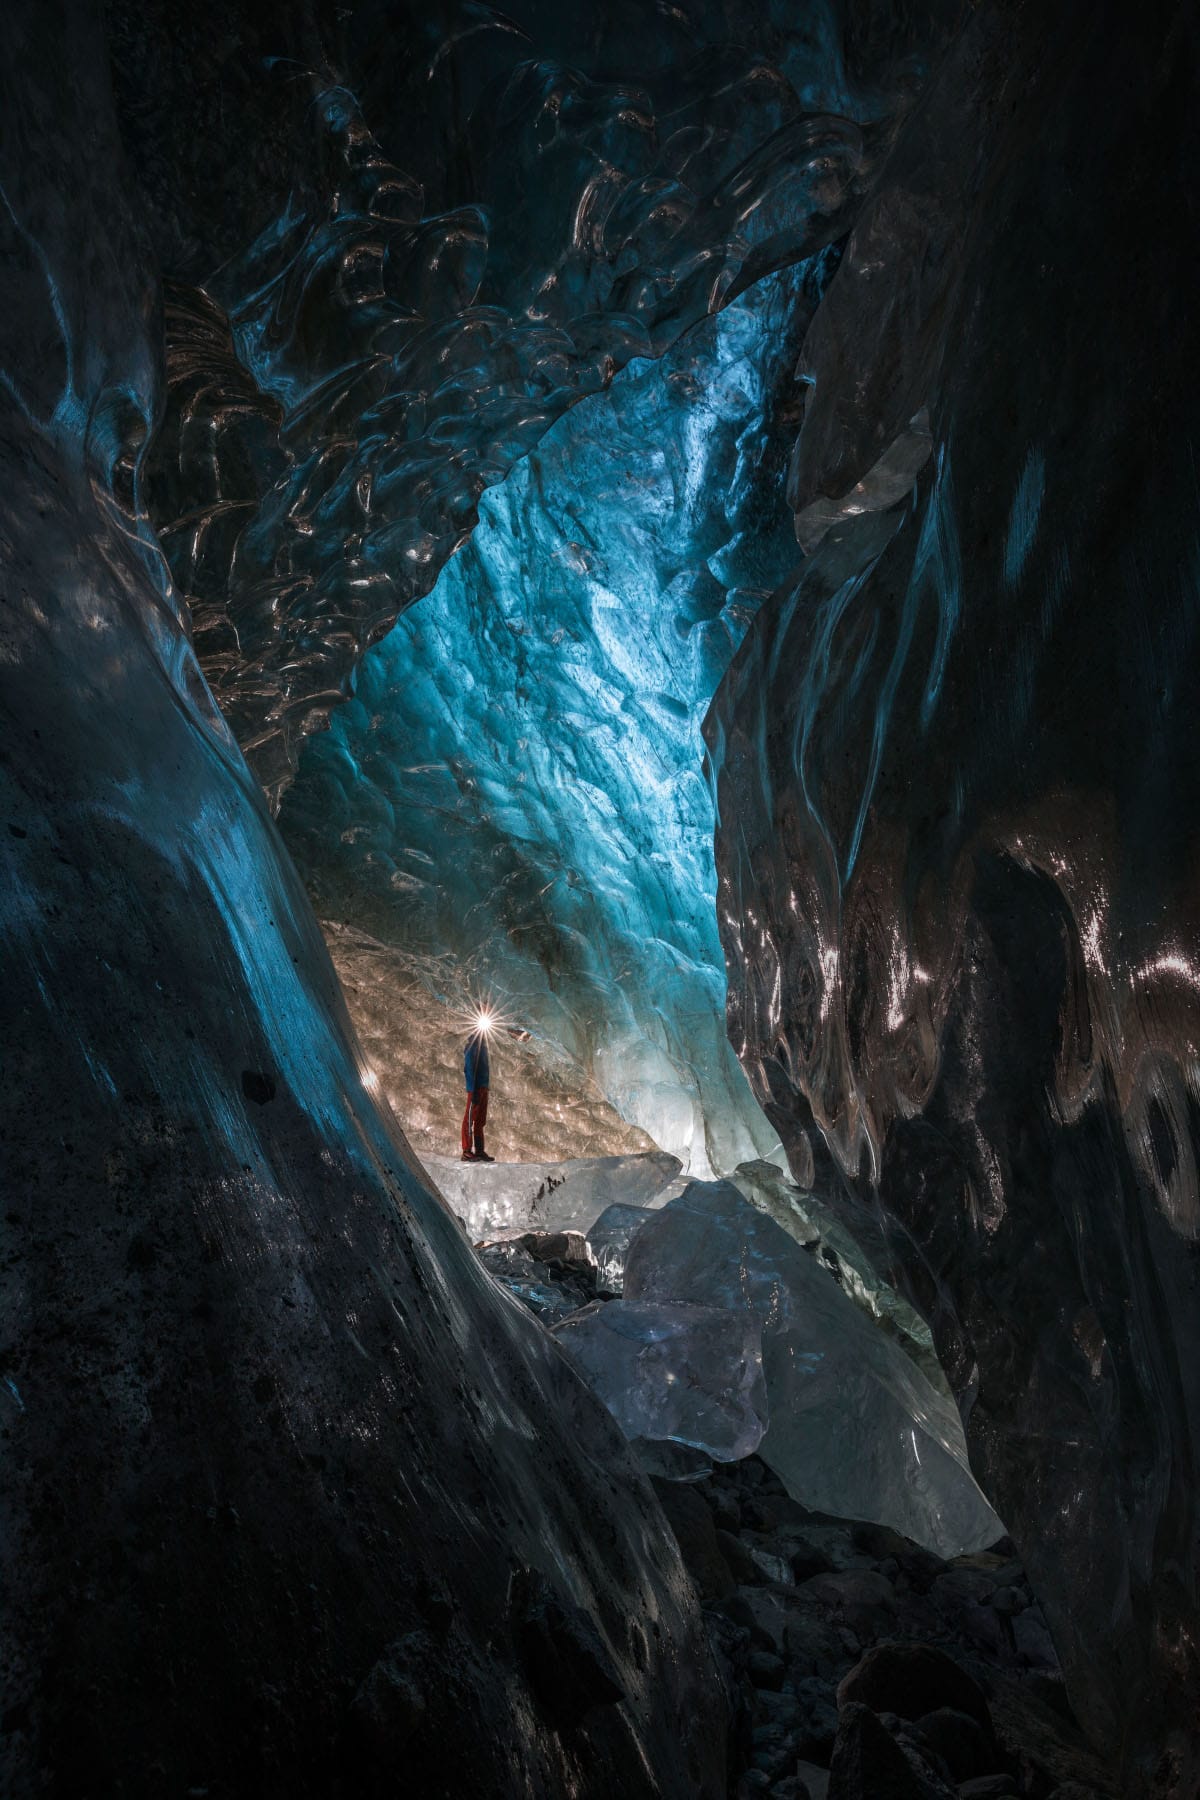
left=838, top=1645, right=993, bottom=1739
left=828, top=1703, right=955, bottom=1799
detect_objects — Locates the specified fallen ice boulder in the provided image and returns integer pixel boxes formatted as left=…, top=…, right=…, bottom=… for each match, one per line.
left=553, top=1300, right=768, bottom=1463
left=624, top=1182, right=1003, bottom=1557
left=423, top=1150, right=682, bottom=1240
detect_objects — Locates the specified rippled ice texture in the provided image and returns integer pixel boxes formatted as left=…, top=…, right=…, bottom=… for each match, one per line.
left=143, top=8, right=870, bottom=804
left=281, top=275, right=811, bottom=1174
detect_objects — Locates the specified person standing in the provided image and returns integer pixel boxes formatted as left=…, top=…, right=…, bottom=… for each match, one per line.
left=461, top=1024, right=493, bottom=1162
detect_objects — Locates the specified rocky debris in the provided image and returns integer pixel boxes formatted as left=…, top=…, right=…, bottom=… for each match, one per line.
left=914, top=1709, right=993, bottom=1783
left=652, top=1454, right=1115, bottom=1800
left=836, top=1644, right=993, bottom=1740
left=828, top=1702, right=955, bottom=1798
left=477, top=1229, right=605, bottom=1324
left=471, top=1210, right=1109, bottom=1797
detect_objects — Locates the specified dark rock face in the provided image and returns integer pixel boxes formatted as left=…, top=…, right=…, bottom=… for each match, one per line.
left=0, top=5, right=725, bottom=1794
left=708, top=0, right=1200, bottom=1788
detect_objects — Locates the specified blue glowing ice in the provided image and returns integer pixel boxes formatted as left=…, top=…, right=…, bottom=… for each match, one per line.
left=281, top=274, right=808, bottom=1172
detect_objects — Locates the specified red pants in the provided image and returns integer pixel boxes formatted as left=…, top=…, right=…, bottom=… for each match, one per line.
left=461, top=1086, right=489, bottom=1156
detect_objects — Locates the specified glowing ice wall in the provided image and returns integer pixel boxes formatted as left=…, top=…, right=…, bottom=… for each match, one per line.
left=281, top=271, right=820, bottom=1173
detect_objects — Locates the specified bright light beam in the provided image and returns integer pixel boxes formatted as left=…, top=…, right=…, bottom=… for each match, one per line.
left=452, top=990, right=529, bottom=1040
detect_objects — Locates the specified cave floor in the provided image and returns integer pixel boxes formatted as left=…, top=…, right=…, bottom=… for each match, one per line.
left=454, top=1157, right=1114, bottom=1800
left=660, top=1452, right=1115, bottom=1800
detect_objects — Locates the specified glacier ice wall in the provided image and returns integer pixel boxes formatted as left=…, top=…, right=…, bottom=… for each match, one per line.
left=279, top=276, right=815, bottom=1173
left=708, top=2, right=1200, bottom=1789
left=16, top=0, right=1193, bottom=1785
left=0, top=4, right=728, bottom=1793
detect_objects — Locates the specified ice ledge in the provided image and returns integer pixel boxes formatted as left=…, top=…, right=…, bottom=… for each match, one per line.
left=421, top=1150, right=683, bottom=1241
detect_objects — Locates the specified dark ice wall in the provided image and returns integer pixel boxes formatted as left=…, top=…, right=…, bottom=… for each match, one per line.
left=709, top=2, right=1200, bottom=1790
left=0, top=5, right=725, bottom=1794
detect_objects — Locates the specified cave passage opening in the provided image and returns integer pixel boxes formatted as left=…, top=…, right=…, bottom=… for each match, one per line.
left=267, top=238, right=1009, bottom=1570
left=277, top=264, right=815, bottom=1178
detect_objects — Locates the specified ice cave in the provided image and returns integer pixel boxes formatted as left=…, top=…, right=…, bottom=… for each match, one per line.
left=2, top=0, right=1198, bottom=1794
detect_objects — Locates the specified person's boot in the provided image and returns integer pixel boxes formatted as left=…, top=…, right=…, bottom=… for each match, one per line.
left=474, top=1142, right=495, bottom=1163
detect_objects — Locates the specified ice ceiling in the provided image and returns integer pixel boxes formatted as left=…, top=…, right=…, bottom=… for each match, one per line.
left=5, top=0, right=1200, bottom=1793
left=145, top=1, right=879, bottom=801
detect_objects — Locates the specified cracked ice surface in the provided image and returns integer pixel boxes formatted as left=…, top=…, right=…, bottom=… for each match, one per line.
left=623, top=1182, right=1002, bottom=1557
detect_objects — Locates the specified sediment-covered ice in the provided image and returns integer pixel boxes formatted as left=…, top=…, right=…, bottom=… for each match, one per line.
left=323, top=920, right=655, bottom=1164
left=623, top=1183, right=1002, bottom=1557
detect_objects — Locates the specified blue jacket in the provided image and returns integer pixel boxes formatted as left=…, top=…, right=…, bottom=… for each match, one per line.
left=464, top=1031, right=490, bottom=1092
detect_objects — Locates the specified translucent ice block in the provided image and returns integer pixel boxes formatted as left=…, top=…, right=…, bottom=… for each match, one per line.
left=624, top=1183, right=1002, bottom=1557
left=586, top=1203, right=659, bottom=1294
left=553, top=1300, right=767, bottom=1464
left=423, top=1151, right=681, bottom=1241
